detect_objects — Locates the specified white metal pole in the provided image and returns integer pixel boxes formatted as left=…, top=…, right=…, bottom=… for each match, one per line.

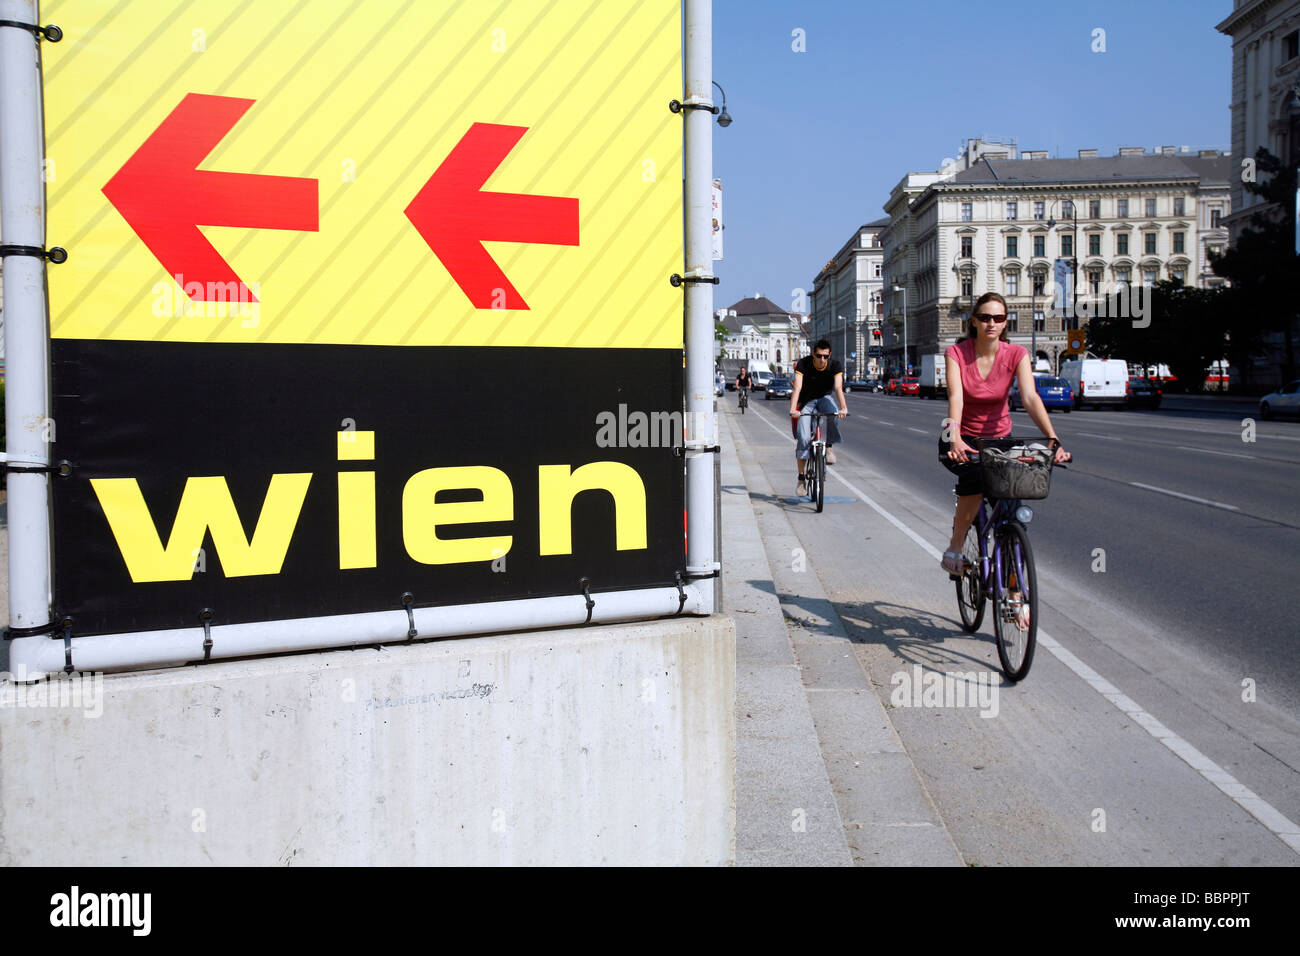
left=21, top=586, right=710, bottom=674
left=682, top=0, right=716, bottom=613
left=1, top=0, right=55, bottom=679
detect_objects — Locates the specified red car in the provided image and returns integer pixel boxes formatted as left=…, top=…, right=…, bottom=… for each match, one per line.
left=899, top=378, right=920, bottom=396
left=885, top=378, right=901, bottom=394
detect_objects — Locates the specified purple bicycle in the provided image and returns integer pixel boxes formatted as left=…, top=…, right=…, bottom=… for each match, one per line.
left=952, top=438, right=1068, bottom=681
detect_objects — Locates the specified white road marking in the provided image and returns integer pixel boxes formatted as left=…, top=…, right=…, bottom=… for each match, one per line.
left=876, top=420, right=894, bottom=426
left=908, top=427, right=929, bottom=434
left=1077, top=432, right=1122, bottom=441
left=747, top=408, right=1300, bottom=856
left=1129, top=482, right=1239, bottom=511
left=1176, top=445, right=1255, bottom=460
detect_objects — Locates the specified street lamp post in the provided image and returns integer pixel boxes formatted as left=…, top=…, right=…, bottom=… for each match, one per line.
left=892, top=284, right=908, bottom=375
left=853, top=310, right=864, bottom=379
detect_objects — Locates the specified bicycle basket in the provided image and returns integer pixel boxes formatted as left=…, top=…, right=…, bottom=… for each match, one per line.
left=979, top=443, right=1053, bottom=500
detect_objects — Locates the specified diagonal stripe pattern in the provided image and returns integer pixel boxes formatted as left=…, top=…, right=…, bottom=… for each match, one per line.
left=46, top=0, right=682, bottom=350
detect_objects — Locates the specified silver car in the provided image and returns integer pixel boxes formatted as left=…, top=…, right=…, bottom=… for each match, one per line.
left=1259, top=381, right=1300, bottom=420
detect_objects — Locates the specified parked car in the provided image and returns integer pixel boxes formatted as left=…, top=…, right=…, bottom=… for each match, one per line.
left=765, top=377, right=793, bottom=400
left=846, top=378, right=878, bottom=392
left=1259, top=380, right=1300, bottom=420
left=714, top=372, right=726, bottom=397
left=898, top=377, right=920, bottom=396
left=1010, top=376, right=1073, bottom=412
left=1125, top=376, right=1162, bottom=409
left=885, top=378, right=901, bottom=395
left=1059, top=357, right=1129, bottom=409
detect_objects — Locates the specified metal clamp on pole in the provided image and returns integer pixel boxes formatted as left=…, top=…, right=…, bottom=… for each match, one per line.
left=0, top=19, right=61, bottom=42
left=668, top=97, right=715, bottom=116
left=1, top=454, right=69, bottom=475
left=673, top=571, right=688, bottom=615
left=3, top=620, right=59, bottom=640
left=673, top=441, right=721, bottom=458
left=669, top=271, right=719, bottom=287
left=199, top=608, right=214, bottom=661
left=0, top=243, right=67, bottom=262
left=579, top=578, right=595, bottom=624
left=62, top=618, right=74, bottom=673
left=682, top=563, right=721, bottom=581
left=401, top=592, right=417, bottom=639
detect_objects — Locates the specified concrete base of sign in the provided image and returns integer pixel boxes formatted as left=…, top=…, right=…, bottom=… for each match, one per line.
left=0, top=616, right=736, bottom=866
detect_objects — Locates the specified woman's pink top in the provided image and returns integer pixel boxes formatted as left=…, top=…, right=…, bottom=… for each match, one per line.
left=945, top=338, right=1028, bottom=437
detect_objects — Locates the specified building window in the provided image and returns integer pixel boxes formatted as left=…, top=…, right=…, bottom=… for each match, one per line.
left=1034, top=311, right=1045, bottom=332
left=960, top=202, right=972, bottom=222
left=1032, top=272, right=1045, bottom=295
left=1006, top=271, right=1019, bottom=295
left=960, top=275, right=973, bottom=297
left=1208, top=244, right=1222, bottom=259
left=1145, top=197, right=1156, bottom=217
left=1173, top=232, right=1185, bottom=254
left=1172, top=268, right=1186, bottom=285
left=1284, top=29, right=1298, bottom=61
left=1033, top=235, right=1045, bottom=257
left=1007, top=311, right=1018, bottom=332
left=1088, top=269, right=1101, bottom=295
left=1142, top=267, right=1157, bottom=286
left=1007, top=201, right=1018, bottom=220
left=1089, top=200, right=1101, bottom=218
left=1210, top=208, right=1221, bottom=228
left=1033, top=201, right=1045, bottom=220
left=874, top=263, right=881, bottom=277
left=1144, top=233, right=1157, bottom=255
left=961, top=235, right=973, bottom=257
left=1061, top=235, right=1073, bottom=257
left=1117, top=198, right=1129, bottom=218
left=1006, top=236, right=1018, bottom=258
left=1117, top=233, right=1129, bottom=255
left=1173, top=196, right=1186, bottom=216
left=1116, top=267, right=1131, bottom=286
left=1089, top=234, right=1101, bottom=256
left=1062, top=200, right=1074, bottom=218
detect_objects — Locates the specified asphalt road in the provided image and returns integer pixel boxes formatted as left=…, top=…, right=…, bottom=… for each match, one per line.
left=729, top=389, right=1300, bottom=864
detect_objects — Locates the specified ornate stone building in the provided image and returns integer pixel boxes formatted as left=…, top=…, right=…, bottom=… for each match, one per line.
left=880, top=140, right=1233, bottom=375
left=808, top=218, right=888, bottom=380
left=718, top=295, right=806, bottom=377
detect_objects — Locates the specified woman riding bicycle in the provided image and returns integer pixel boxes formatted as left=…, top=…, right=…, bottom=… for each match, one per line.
left=939, top=292, right=1069, bottom=575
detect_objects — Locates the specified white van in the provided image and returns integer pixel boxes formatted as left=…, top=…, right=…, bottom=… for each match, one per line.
left=750, top=370, right=774, bottom=391
left=1059, top=357, right=1129, bottom=409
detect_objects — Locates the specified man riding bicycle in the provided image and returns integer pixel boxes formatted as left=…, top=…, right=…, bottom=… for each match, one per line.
left=735, top=368, right=752, bottom=407
left=790, top=339, right=848, bottom=497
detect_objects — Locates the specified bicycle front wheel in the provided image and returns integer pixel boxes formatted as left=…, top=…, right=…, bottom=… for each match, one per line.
left=814, top=445, right=825, bottom=512
left=955, top=523, right=985, bottom=632
left=992, top=521, right=1037, bottom=681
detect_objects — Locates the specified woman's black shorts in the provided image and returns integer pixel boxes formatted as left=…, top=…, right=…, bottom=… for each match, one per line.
left=938, top=434, right=1015, bottom=497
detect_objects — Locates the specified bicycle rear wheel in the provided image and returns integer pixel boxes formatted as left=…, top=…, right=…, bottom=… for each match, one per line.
left=992, top=521, right=1037, bottom=681
left=955, top=523, right=985, bottom=632
left=814, top=444, right=825, bottom=512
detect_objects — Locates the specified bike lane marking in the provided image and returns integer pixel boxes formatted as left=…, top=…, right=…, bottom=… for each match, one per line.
left=747, top=407, right=1300, bottom=857
left=1129, top=482, right=1239, bottom=512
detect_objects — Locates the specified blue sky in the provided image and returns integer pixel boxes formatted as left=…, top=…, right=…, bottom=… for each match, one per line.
left=712, top=0, right=1235, bottom=314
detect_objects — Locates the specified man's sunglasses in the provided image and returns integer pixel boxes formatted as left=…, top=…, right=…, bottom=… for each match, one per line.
left=973, top=313, right=1007, bottom=324
left=814, top=352, right=831, bottom=359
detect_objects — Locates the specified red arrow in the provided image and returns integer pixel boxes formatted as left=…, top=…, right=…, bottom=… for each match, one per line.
left=103, top=93, right=319, bottom=303
left=405, top=123, right=579, bottom=310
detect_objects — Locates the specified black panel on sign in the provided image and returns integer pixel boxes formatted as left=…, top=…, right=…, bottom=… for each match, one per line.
left=51, top=341, right=685, bottom=637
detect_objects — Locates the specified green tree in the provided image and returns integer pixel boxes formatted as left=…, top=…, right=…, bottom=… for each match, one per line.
left=1212, top=147, right=1299, bottom=387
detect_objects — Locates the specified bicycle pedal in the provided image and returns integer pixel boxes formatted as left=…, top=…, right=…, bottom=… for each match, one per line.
left=947, top=573, right=961, bottom=582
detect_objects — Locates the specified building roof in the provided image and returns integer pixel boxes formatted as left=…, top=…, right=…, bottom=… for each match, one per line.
left=719, top=295, right=796, bottom=333
left=865, top=216, right=891, bottom=228
left=947, top=153, right=1235, bottom=188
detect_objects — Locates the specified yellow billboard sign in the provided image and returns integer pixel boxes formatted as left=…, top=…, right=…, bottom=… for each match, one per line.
left=46, top=0, right=683, bottom=349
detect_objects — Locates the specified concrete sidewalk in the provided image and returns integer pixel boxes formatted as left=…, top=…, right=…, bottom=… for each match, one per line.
left=721, top=404, right=963, bottom=866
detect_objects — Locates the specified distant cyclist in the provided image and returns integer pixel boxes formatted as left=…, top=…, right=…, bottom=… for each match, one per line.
left=790, top=339, right=847, bottom=496
left=735, top=368, right=752, bottom=407
left=939, top=292, right=1069, bottom=574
